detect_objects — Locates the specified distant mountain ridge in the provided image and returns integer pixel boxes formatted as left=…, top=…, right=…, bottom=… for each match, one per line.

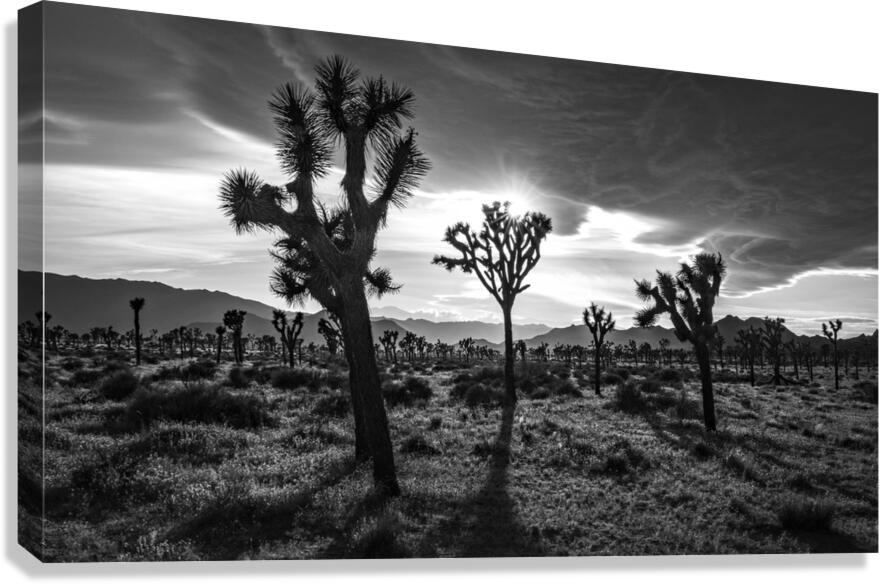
left=18, top=271, right=877, bottom=351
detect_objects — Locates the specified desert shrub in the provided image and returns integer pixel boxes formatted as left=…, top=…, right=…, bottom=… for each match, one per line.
left=127, top=423, right=251, bottom=465
left=60, top=357, right=85, bottom=371
left=611, top=380, right=646, bottom=413
left=601, top=372, right=623, bottom=386
left=153, top=365, right=183, bottom=381
left=638, top=378, right=662, bottom=394
left=431, top=361, right=460, bottom=372
left=531, top=388, right=551, bottom=400
left=778, top=498, right=834, bottom=531
left=607, top=367, right=631, bottom=380
left=383, top=376, right=433, bottom=408
left=243, top=365, right=272, bottom=385
left=99, top=370, right=139, bottom=400
left=125, top=383, right=274, bottom=430
left=674, top=388, right=702, bottom=421
left=691, top=440, right=716, bottom=460
left=400, top=433, right=439, bottom=455
left=271, top=367, right=323, bottom=391
left=181, top=360, right=217, bottom=382
left=313, top=393, right=350, bottom=418
left=547, top=363, right=571, bottom=378
left=464, top=384, right=504, bottom=408
left=598, top=439, right=648, bottom=475
left=714, top=369, right=744, bottom=383
left=549, top=378, right=582, bottom=398
left=428, top=416, right=443, bottom=431
left=228, top=367, right=250, bottom=388
left=70, top=368, right=103, bottom=386
left=102, top=360, right=129, bottom=374
left=724, top=450, right=762, bottom=483
left=852, top=380, right=878, bottom=404
left=652, top=368, right=681, bottom=384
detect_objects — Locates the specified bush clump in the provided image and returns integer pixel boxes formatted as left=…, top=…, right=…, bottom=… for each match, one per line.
left=228, top=367, right=250, bottom=388
left=181, top=360, right=217, bottom=382
left=99, top=370, right=139, bottom=400
left=70, top=368, right=103, bottom=387
left=313, top=393, right=350, bottom=418
left=652, top=368, right=682, bottom=384
left=383, top=376, right=433, bottom=408
left=612, top=380, right=647, bottom=413
left=125, top=383, right=274, bottom=430
left=852, top=380, right=878, bottom=404
left=399, top=433, right=439, bottom=455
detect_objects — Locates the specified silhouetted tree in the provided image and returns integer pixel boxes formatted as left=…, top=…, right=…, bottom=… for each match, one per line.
left=735, top=326, right=761, bottom=386
left=761, top=317, right=787, bottom=385
left=215, top=325, right=226, bottom=364
left=219, top=57, right=429, bottom=496
left=434, top=201, right=552, bottom=405
left=380, top=329, right=399, bottom=363
left=223, top=310, right=246, bottom=365
left=822, top=319, right=843, bottom=390
left=514, top=339, right=527, bottom=362
left=636, top=253, right=725, bottom=431
left=129, top=297, right=145, bottom=365
left=318, top=316, right=342, bottom=355
left=583, top=303, right=615, bottom=397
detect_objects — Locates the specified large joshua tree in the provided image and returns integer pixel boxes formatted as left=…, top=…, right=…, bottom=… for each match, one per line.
left=219, top=56, right=429, bottom=496
left=129, top=297, right=145, bottom=365
left=434, top=201, right=552, bottom=405
left=583, top=303, right=615, bottom=397
left=822, top=318, right=843, bottom=390
left=635, top=253, right=725, bottom=432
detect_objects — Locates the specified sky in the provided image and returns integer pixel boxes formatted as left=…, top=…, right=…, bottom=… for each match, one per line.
left=22, top=3, right=878, bottom=336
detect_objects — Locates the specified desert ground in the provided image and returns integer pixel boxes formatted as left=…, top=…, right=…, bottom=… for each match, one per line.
left=18, top=345, right=877, bottom=561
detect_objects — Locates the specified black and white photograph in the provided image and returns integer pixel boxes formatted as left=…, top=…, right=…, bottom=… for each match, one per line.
left=14, top=0, right=879, bottom=564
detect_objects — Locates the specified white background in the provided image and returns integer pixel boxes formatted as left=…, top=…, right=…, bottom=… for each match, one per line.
left=1, top=0, right=878, bottom=581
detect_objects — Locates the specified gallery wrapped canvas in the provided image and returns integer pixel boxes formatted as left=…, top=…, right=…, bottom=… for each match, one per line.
left=18, top=0, right=878, bottom=562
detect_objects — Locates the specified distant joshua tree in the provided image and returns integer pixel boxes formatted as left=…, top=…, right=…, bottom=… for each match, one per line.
left=434, top=201, right=552, bottom=405
left=761, top=317, right=787, bottom=386
left=822, top=319, right=843, bottom=390
left=129, top=297, right=145, bottom=365
left=380, top=329, right=399, bottom=363
left=735, top=326, right=762, bottom=386
left=215, top=325, right=226, bottom=364
left=636, top=253, right=725, bottom=432
left=218, top=57, right=430, bottom=496
left=583, top=303, right=615, bottom=397
left=223, top=310, right=246, bottom=365
left=272, top=310, right=304, bottom=366
left=514, top=339, right=527, bottom=362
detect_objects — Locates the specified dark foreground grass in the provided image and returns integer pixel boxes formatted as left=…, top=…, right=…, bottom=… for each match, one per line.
left=34, top=351, right=878, bottom=561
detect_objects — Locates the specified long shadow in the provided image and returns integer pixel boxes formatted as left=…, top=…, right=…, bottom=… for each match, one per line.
left=416, top=403, right=543, bottom=557
left=168, top=457, right=357, bottom=560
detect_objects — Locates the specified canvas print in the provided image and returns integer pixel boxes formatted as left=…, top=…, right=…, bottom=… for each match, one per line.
left=18, top=1, right=878, bottom=562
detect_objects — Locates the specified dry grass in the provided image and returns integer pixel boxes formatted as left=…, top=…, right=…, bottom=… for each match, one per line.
left=23, top=348, right=878, bottom=561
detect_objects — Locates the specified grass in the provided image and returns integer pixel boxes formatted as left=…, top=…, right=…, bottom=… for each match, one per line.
left=27, top=350, right=878, bottom=560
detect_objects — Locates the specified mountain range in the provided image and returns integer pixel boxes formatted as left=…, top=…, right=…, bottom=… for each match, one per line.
left=18, top=271, right=877, bottom=351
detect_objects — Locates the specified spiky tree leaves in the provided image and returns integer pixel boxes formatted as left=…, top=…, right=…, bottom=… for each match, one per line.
left=822, top=318, right=843, bottom=390
left=272, top=310, right=304, bottom=366
left=583, top=303, right=615, bottom=397
left=434, top=201, right=552, bottom=404
left=635, top=253, right=725, bottom=431
left=219, top=57, right=430, bottom=496
left=129, top=297, right=145, bottom=366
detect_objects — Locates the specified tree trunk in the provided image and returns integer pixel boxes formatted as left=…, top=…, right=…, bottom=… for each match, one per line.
left=502, top=305, right=516, bottom=405
left=832, top=344, right=839, bottom=390
left=695, top=343, right=717, bottom=432
left=340, top=282, right=400, bottom=496
left=340, top=325, right=370, bottom=463
left=133, top=311, right=141, bottom=366
left=216, top=336, right=223, bottom=364
left=593, top=343, right=602, bottom=397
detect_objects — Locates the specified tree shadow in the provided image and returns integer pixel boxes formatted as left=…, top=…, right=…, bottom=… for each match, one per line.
left=416, top=403, right=543, bottom=558
left=168, top=457, right=358, bottom=560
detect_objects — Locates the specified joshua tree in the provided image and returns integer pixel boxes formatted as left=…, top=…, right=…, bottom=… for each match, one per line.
left=223, top=310, right=246, bottom=365
left=635, top=253, right=725, bottom=432
left=215, top=325, right=226, bottom=363
left=658, top=338, right=671, bottom=367
left=514, top=339, right=527, bottom=362
left=272, top=310, right=304, bottom=366
left=434, top=201, right=552, bottom=405
left=380, top=329, right=398, bottom=363
left=583, top=303, right=615, bottom=397
left=713, top=328, right=725, bottom=369
left=762, top=317, right=788, bottom=385
left=458, top=337, right=476, bottom=362
left=271, top=309, right=289, bottom=365
left=318, top=317, right=342, bottom=355
left=129, top=297, right=145, bottom=365
left=735, top=326, right=762, bottom=386
left=822, top=319, right=843, bottom=390
left=219, top=57, right=429, bottom=496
